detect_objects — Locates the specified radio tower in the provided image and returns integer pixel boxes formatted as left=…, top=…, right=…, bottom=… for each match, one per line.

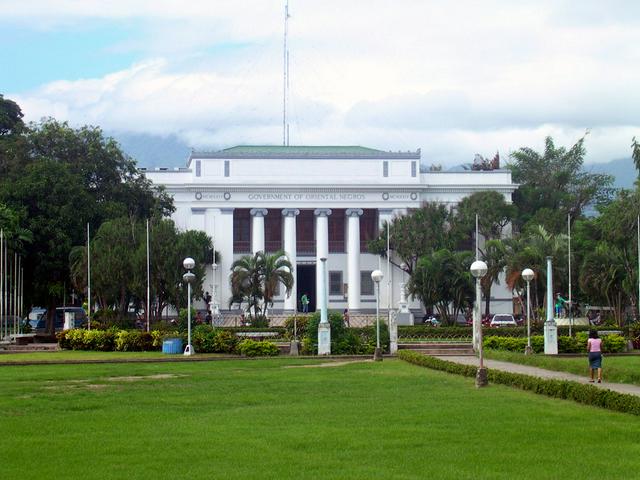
left=283, top=1, right=290, bottom=146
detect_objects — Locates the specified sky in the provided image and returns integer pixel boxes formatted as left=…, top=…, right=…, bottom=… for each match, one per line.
left=1, top=0, right=639, bottom=167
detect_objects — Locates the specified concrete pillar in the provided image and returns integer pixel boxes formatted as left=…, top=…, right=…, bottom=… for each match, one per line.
left=250, top=208, right=267, bottom=254
left=218, top=208, right=235, bottom=310
left=314, top=209, right=332, bottom=313
left=282, top=208, right=299, bottom=312
left=345, top=208, right=363, bottom=311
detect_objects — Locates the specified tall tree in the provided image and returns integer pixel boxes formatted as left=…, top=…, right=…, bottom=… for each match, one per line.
left=230, top=251, right=294, bottom=322
left=368, top=202, right=456, bottom=274
left=509, top=136, right=613, bottom=233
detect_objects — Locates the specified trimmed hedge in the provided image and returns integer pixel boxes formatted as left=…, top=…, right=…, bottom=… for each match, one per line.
left=397, top=350, right=640, bottom=416
left=237, top=339, right=279, bottom=357
left=484, top=333, right=628, bottom=354
left=398, top=325, right=630, bottom=339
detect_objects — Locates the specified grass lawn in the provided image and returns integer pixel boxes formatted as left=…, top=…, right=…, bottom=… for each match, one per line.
left=485, top=350, right=640, bottom=386
left=1, top=358, right=640, bottom=480
left=0, top=350, right=227, bottom=363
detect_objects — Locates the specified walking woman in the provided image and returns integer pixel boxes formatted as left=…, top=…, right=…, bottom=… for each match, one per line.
left=587, top=330, right=603, bottom=383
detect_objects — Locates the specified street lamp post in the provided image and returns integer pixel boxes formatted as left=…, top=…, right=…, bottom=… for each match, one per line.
left=470, top=260, right=488, bottom=387
left=183, top=257, right=196, bottom=356
left=371, top=269, right=384, bottom=361
left=522, top=268, right=535, bottom=355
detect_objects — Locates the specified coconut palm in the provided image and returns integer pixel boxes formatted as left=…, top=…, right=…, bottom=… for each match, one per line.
left=229, top=250, right=294, bottom=323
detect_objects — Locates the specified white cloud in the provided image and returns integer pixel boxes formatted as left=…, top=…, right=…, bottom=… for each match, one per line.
left=6, top=0, right=640, bottom=166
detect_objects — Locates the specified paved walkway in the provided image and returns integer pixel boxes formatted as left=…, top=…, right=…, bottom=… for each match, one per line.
left=436, top=355, right=640, bottom=397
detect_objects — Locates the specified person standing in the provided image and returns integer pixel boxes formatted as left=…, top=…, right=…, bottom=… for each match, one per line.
left=301, top=293, right=309, bottom=314
left=587, top=330, right=603, bottom=383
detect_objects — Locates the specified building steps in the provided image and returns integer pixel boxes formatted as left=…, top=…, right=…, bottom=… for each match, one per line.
left=0, top=343, right=59, bottom=353
left=398, top=342, right=474, bottom=356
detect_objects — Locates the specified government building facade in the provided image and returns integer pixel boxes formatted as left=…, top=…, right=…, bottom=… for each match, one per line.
left=143, top=145, right=517, bottom=321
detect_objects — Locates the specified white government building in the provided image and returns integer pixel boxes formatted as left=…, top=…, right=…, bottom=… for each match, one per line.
left=143, top=145, right=517, bottom=323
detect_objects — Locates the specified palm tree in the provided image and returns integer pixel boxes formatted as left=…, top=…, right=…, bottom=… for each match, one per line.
left=229, top=251, right=294, bottom=323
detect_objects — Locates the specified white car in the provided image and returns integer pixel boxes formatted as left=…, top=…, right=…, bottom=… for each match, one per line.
left=490, top=314, right=517, bottom=328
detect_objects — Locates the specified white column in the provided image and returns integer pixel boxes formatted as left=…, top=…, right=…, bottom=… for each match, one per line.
left=218, top=208, right=235, bottom=311
left=314, top=209, right=332, bottom=313
left=346, top=208, right=363, bottom=311
left=250, top=208, right=268, bottom=254
left=282, top=208, right=299, bottom=312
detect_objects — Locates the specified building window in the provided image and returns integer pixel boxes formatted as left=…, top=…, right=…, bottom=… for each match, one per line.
left=233, top=209, right=251, bottom=253
left=224, top=160, right=230, bottom=177
left=360, top=209, right=378, bottom=252
left=195, top=160, right=201, bottom=177
left=265, top=212, right=282, bottom=252
left=361, top=271, right=374, bottom=296
left=411, top=161, right=416, bottom=177
left=296, top=210, right=315, bottom=255
left=328, top=209, right=345, bottom=252
left=329, top=271, right=343, bottom=295
left=383, top=161, right=388, bottom=177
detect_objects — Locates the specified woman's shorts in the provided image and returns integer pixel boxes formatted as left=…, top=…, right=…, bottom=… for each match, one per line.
left=589, top=352, right=602, bottom=369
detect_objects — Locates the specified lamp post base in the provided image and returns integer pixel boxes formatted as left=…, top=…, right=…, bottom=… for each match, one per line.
left=183, top=344, right=195, bottom=356
left=373, top=347, right=383, bottom=362
left=524, top=345, right=533, bottom=355
left=289, top=340, right=300, bottom=356
left=475, top=367, right=488, bottom=387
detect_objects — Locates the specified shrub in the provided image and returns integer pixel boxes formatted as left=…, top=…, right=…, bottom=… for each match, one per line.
left=212, top=330, right=238, bottom=354
left=283, top=314, right=310, bottom=339
left=397, top=350, right=640, bottom=416
left=114, top=330, right=155, bottom=352
left=237, top=339, right=279, bottom=357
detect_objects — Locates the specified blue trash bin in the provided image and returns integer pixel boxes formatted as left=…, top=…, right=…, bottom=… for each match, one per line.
left=162, top=338, right=183, bottom=354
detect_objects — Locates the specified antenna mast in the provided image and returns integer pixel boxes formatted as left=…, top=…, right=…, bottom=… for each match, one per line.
left=283, top=1, right=290, bottom=146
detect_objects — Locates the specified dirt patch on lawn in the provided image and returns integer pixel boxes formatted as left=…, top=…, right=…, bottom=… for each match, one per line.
left=284, top=360, right=373, bottom=369
left=106, top=373, right=184, bottom=382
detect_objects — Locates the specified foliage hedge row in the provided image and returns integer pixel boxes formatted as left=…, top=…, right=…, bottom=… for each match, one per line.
left=397, top=350, right=640, bottom=416
left=484, top=333, right=628, bottom=353
left=398, top=325, right=629, bottom=339
left=57, top=325, right=279, bottom=356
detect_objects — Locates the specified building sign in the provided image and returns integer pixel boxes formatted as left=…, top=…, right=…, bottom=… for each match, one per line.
left=194, top=190, right=420, bottom=203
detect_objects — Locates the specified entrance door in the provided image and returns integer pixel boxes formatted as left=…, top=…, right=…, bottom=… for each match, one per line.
left=296, top=264, right=316, bottom=312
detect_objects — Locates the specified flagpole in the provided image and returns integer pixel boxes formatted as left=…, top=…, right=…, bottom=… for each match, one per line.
left=0, top=229, right=3, bottom=339
left=146, top=218, right=150, bottom=332
left=87, top=223, right=91, bottom=331
left=568, top=214, right=572, bottom=336
left=386, top=221, right=391, bottom=321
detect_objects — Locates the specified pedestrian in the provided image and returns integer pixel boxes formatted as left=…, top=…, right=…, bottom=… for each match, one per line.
left=555, top=293, right=567, bottom=317
left=343, top=308, right=350, bottom=327
left=587, top=330, right=603, bottom=383
left=301, top=293, right=309, bottom=313
left=205, top=310, right=213, bottom=325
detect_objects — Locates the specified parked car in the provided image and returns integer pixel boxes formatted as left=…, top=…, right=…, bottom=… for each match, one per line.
left=33, top=307, right=87, bottom=332
left=489, top=314, right=517, bottom=328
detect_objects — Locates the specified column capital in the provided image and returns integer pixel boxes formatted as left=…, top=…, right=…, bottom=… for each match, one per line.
left=314, top=208, right=332, bottom=217
left=345, top=208, right=364, bottom=217
left=250, top=208, right=268, bottom=217
left=281, top=208, right=300, bottom=217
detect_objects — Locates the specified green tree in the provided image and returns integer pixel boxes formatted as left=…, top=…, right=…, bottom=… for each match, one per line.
left=407, top=249, right=474, bottom=324
left=509, top=136, right=613, bottom=233
left=230, top=251, right=293, bottom=323
left=69, top=217, right=212, bottom=323
left=368, top=202, right=456, bottom=274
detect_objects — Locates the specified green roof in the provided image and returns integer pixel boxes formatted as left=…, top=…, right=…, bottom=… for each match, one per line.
left=222, top=145, right=387, bottom=155
left=191, top=145, right=420, bottom=160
